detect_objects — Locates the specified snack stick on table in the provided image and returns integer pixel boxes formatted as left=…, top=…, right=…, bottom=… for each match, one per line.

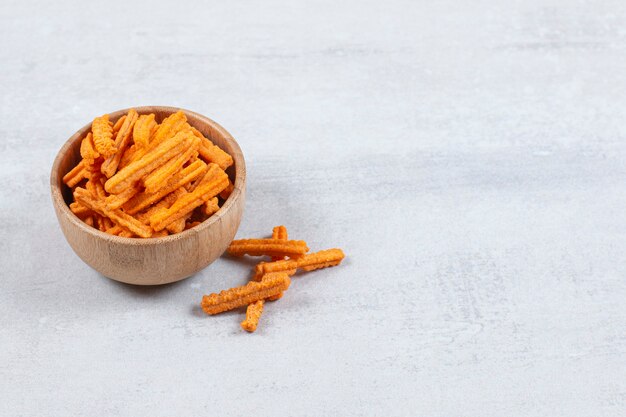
left=143, top=146, right=199, bottom=193
left=74, top=188, right=153, bottom=238
left=240, top=300, right=264, bottom=332
left=123, top=159, right=208, bottom=215
left=253, top=259, right=298, bottom=282
left=296, top=248, right=345, bottom=271
left=104, top=130, right=194, bottom=194
left=268, top=226, right=289, bottom=300
left=149, top=165, right=228, bottom=231
left=101, top=109, right=139, bottom=178
left=201, top=273, right=291, bottom=315
left=91, top=114, right=116, bottom=157
left=271, top=225, right=288, bottom=262
left=228, top=239, right=309, bottom=258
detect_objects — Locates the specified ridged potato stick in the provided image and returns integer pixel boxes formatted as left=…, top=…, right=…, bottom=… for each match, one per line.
left=74, top=188, right=152, bottom=238
left=123, top=159, right=207, bottom=215
left=201, top=273, right=291, bottom=315
left=91, top=114, right=116, bottom=157
left=241, top=300, right=264, bottom=332
left=101, top=109, right=139, bottom=178
left=104, top=130, right=193, bottom=194
left=228, top=239, right=309, bottom=258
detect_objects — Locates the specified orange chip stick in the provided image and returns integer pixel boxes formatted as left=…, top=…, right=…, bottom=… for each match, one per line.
left=203, top=197, right=219, bottom=216
left=271, top=225, right=288, bottom=262
left=104, top=130, right=193, bottom=194
left=149, top=164, right=228, bottom=231
left=80, top=132, right=100, bottom=163
left=69, top=201, right=92, bottom=218
left=228, top=239, right=309, bottom=258
left=241, top=300, right=264, bottom=332
left=134, top=188, right=184, bottom=224
left=185, top=221, right=202, bottom=230
left=123, top=160, right=207, bottom=215
left=101, top=109, right=139, bottom=178
left=112, top=115, right=127, bottom=135
left=105, top=224, right=124, bottom=235
left=191, top=127, right=233, bottom=170
left=133, top=113, right=156, bottom=148
left=143, top=145, right=199, bottom=193
left=166, top=216, right=188, bottom=234
left=143, top=110, right=187, bottom=152
left=63, top=160, right=88, bottom=188
left=118, top=144, right=136, bottom=170
left=262, top=225, right=286, bottom=301
left=91, top=114, right=116, bottom=157
left=201, top=273, right=291, bottom=315
left=219, top=180, right=234, bottom=200
left=104, top=183, right=141, bottom=210
left=296, top=248, right=345, bottom=271
left=74, top=188, right=152, bottom=238
left=119, top=230, right=136, bottom=238
left=253, top=259, right=298, bottom=282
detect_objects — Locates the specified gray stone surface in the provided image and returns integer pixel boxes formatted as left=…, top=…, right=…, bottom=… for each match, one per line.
left=1, top=0, right=625, bottom=415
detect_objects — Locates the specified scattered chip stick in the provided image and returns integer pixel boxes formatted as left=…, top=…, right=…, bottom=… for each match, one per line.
left=228, top=239, right=309, bottom=258
left=241, top=300, right=264, bottom=332
left=201, top=273, right=291, bottom=315
left=91, top=114, right=116, bottom=157
left=296, top=248, right=346, bottom=271
left=253, top=259, right=298, bottom=282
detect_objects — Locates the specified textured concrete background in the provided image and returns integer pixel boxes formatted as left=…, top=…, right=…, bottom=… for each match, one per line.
left=1, top=0, right=625, bottom=415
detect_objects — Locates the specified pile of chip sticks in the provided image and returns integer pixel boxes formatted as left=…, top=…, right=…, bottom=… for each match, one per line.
left=62, top=109, right=234, bottom=237
left=201, top=226, right=345, bottom=332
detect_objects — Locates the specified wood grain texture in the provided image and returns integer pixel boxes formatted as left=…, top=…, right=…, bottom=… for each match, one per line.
left=50, top=107, right=246, bottom=284
left=1, top=1, right=626, bottom=416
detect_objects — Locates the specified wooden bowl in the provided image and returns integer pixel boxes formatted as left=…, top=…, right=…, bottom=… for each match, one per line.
left=50, top=106, right=246, bottom=285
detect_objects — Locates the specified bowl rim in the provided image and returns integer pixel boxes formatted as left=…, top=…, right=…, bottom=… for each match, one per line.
left=50, top=105, right=246, bottom=246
